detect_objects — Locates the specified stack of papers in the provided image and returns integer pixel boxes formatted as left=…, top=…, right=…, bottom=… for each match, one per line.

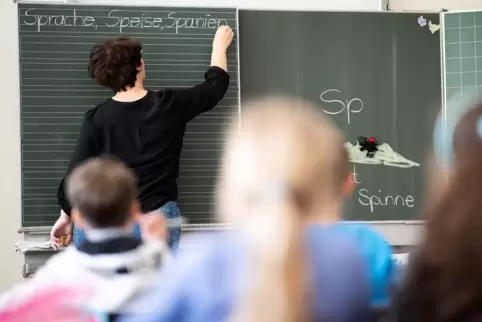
left=14, top=241, right=58, bottom=253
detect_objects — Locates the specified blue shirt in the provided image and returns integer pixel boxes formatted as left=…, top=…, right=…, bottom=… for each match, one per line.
left=121, top=225, right=378, bottom=322
left=322, top=224, right=396, bottom=306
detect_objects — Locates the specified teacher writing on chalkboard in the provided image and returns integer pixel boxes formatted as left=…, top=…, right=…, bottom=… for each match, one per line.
left=50, top=25, right=234, bottom=251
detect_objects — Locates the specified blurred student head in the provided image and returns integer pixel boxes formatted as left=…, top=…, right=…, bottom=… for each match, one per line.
left=88, top=37, right=145, bottom=93
left=218, top=96, right=352, bottom=224
left=216, top=96, right=350, bottom=322
left=404, top=91, right=482, bottom=322
left=67, top=157, right=140, bottom=230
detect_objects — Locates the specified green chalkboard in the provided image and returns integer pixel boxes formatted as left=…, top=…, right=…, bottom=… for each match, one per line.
left=239, top=11, right=442, bottom=221
left=19, top=4, right=239, bottom=226
left=443, top=11, right=482, bottom=102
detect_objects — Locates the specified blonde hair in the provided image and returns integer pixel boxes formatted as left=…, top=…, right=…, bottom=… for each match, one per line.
left=217, top=96, right=349, bottom=322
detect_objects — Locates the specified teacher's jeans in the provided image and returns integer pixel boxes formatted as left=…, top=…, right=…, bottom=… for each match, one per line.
left=73, top=201, right=182, bottom=251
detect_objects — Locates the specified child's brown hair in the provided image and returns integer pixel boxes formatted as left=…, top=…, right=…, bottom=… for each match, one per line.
left=67, top=157, right=137, bottom=228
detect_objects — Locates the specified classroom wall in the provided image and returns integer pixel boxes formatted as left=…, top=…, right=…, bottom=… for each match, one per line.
left=74, top=0, right=383, bottom=11
left=0, top=0, right=23, bottom=291
left=390, top=0, right=482, bottom=11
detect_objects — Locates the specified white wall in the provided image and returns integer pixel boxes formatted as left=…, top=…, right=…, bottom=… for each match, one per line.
left=0, top=0, right=23, bottom=291
left=390, top=0, right=482, bottom=11
left=74, top=0, right=382, bottom=11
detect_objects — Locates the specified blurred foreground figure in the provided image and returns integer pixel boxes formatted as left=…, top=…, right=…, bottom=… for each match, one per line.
left=0, top=287, right=94, bottom=322
left=121, top=97, right=376, bottom=322
left=0, top=157, right=169, bottom=321
left=391, top=91, right=482, bottom=322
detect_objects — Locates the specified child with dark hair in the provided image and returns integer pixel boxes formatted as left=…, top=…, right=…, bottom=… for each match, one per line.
left=52, top=26, right=234, bottom=250
left=0, top=157, right=169, bottom=318
left=391, top=91, right=482, bottom=322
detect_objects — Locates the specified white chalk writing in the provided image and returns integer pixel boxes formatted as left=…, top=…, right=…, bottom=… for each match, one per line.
left=106, top=11, right=228, bottom=33
left=358, top=188, right=415, bottom=212
left=320, top=89, right=363, bottom=124
left=349, top=165, right=362, bottom=184
left=23, top=9, right=228, bottom=33
left=24, top=9, right=96, bottom=32
left=350, top=166, right=415, bottom=212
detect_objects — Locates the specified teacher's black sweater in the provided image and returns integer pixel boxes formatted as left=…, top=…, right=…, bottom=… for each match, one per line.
left=57, top=66, right=230, bottom=215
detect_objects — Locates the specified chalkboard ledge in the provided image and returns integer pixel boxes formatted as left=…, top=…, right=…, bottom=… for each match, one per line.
left=16, top=224, right=236, bottom=236
left=18, top=226, right=51, bottom=234
left=189, top=221, right=425, bottom=246
left=19, top=221, right=424, bottom=245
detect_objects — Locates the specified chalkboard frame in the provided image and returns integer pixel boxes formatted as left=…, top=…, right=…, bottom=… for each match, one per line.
left=17, top=2, right=241, bottom=228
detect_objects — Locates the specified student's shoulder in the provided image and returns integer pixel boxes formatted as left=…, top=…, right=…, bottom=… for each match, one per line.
left=42, top=246, right=81, bottom=268
left=346, top=223, right=391, bottom=246
left=311, top=223, right=393, bottom=256
left=325, top=222, right=388, bottom=241
left=177, top=231, right=241, bottom=258
left=305, top=225, right=365, bottom=262
left=308, top=224, right=396, bottom=306
left=33, top=247, right=86, bottom=281
left=305, top=225, right=373, bottom=283
left=307, top=223, right=394, bottom=267
left=306, top=227, right=372, bottom=317
left=325, top=223, right=394, bottom=268
left=167, top=231, right=242, bottom=274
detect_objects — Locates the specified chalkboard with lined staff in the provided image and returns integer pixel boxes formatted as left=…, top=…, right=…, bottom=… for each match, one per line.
left=19, top=4, right=239, bottom=227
